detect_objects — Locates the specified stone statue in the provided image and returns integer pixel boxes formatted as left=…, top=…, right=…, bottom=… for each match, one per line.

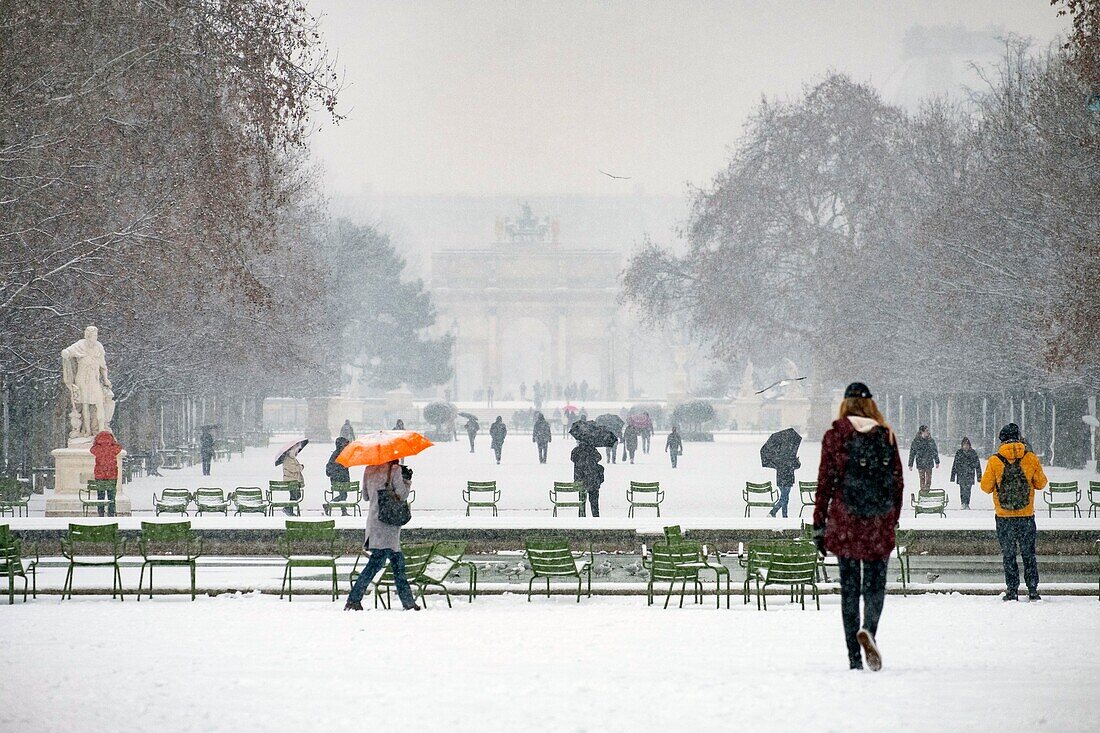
left=738, top=360, right=756, bottom=399
left=61, top=325, right=115, bottom=439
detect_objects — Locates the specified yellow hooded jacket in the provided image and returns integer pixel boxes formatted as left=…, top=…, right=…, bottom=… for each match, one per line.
left=979, top=442, right=1047, bottom=517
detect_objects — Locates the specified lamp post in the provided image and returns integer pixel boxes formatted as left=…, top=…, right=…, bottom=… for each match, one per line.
left=451, top=318, right=459, bottom=402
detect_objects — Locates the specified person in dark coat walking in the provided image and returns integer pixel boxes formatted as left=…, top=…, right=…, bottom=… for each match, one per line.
left=532, top=413, right=552, bottom=463
left=813, top=382, right=903, bottom=671
left=339, top=419, right=356, bottom=442
left=325, top=437, right=352, bottom=516
left=489, top=416, right=507, bottom=464
left=570, top=442, right=604, bottom=517
left=622, top=423, right=639, bottom=464
left=199, top=427, right=215, bottom=476
left=640, top=412, right=653, bottom=454
left=950, top=437, right=982, bottom=510
left=908, top=425, right=939, bottom=492
left=604, top=424, right=621, bottom=464
left=665, top=426, right=683, bottom=468
left=465, top=419, right=479, bottom=453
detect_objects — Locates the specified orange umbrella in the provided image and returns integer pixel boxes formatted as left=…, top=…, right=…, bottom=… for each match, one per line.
left=336, top=431, right=433, bottom=467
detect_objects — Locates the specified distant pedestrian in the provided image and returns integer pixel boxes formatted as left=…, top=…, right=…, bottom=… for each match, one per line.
left=339, top=419, right=356, bottom=442
left=980, top=423, right=1047, bottom=602
left=465, top=419, right=479, bottom=453
left=520, top=381, right=527, bottom=401
left=580, top=379, right=589, bottom=401
left=604, top=424, right=621, bottom=464
left=763, top=428, right=802, bottom=518
left=199, top=427, right=215, bottom=477
left=908, top=425, right=939, bottom=491
left=640, top=412, right=653, bottom=454
left=622, top=423, right=639, bottom=464
left=489, top=416, right=507, bottom=464
left=950, top=437, right=982, bottom=510
left=281, top=445, right=305, bottom=517
left=326, top=437, right=352, bottom=516
left=89, top=431, right=122, bottom=517
left=533, top=412, right=552, bottom=463
left=665, top=427, right=683, bottom=468
left=487, top=386, right=494, bottom=408
left=344, top=460, right=420, bottom=611
left=570, top=442, right=604, bottom=517
left=393, top=419, right=405, bottom=430
left=813, top=382, right=903, bottom=671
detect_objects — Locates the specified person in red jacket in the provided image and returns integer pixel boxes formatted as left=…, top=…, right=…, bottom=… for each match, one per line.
left=813, top=383, right=904, bottom=671
left=89, top=431, right=122, bottom=516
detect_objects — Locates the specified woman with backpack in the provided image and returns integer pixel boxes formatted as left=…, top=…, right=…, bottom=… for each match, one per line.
left=950, top=437, right=982, bottom=510
left=344, top=459, right=420, bottom=612
left=813, top=382, right=903, bottom=671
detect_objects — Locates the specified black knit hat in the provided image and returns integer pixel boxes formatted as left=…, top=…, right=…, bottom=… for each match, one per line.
left=998, top=423, right=1021, bottom=443
left=843, top=382, right=872, bottom=399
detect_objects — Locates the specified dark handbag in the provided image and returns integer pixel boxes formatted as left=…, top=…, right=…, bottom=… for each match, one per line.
left=377, top=470, right=412, bottom=527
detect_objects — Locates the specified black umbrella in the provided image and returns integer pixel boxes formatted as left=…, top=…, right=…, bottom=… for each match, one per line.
left=570, top=419, right=618, bottom=447
left=457, top=412, right=479, bottom=422
left=760, top=428, right=802, bottom=470
left=594, top=413, right=625, bottom=436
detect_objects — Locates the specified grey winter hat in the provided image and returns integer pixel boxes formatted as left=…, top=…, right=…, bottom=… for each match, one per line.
left=998, top=423, right=1021, bottom=443
left=843, top=382, right=872, bottom=399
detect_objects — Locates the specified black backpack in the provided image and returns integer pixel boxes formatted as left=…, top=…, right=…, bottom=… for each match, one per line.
left=842, top=428, right=896, bottom=517
left=993, top=453, right=1032, bottom=510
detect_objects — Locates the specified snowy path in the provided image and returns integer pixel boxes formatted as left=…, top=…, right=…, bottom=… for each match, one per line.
left=1, top=593, right=1097, bottom=732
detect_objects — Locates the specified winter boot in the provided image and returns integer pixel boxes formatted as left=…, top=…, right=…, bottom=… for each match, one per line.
left=404, top=603, right=422, bottom=611
left=1027, top=591, right=1042, bottom=602
left=1002, top=591, right=1019, bottom=602
left=344, top=601, right=363, bottom=611
left=856, top=629, right=882, bottom=671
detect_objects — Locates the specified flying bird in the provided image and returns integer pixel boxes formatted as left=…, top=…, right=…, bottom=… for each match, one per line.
left=755, top=377, right=806, bottom=395
left=598, top=169, right=632, bottom=180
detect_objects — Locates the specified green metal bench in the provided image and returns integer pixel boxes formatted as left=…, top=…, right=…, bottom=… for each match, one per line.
left=1043, top=481, right=1081, bottom=517
left=0, top=478, right=31, bottom=517
left=371, top=542, right=434, bottom=609
left=194, top=487, right=229, bottom=516
left=231, top=487, right=269, bottom=515
left=463, top=481, right=500, bottom=516
left=138, top=520, right=202, bottom=601
left=153, top=488, right=192, bottom=516
left=0, top=524, right=37, bottom=604
left=911, top=488, right=948, bottom=517
left=80, top=479, right=118, bottom=516
left=1089, top=482, right=1100, bottom=519
left=755, top=540, right=820, bottom=610
left=268, top=480, right=303, bottom=516
left=895, top=528, right=914, bottom=595
left=549, top=481, right=586, bottom=517
left=627, top=481, right=664, bottom=517
left=743, top=481, right=777, bottom=517
left=323, top=481, right=362, bottom=516
left=798, top=481, right=817, bottom=517
left=279, top=519, right=341, bottom=602
left=524, top=538, right=593, bottom=602
left=415, top=540, right=477, bottom=607
left=61, top=523, right=126, bottom=600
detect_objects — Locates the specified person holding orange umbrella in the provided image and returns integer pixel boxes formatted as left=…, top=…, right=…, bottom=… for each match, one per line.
left=340, top=430, right=433, bottom=612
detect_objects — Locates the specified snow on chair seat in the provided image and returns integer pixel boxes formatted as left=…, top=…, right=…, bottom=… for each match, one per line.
left=153, top=488, right=192, bottom=516
left=911, top=488, right=948, bottom=517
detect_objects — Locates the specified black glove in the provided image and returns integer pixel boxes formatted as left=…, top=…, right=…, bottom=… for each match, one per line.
left=812, top=525, right=826, bottom=557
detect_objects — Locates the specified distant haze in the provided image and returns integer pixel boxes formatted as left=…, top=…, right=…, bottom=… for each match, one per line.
left=310, top=0, right=1069, bottom=198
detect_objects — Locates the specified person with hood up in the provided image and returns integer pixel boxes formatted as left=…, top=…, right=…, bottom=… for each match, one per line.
left=281, top=445, right=305, bottom=517
left=622, top=423, right=640, bottom=464
left=570, top=442, right=604, bottom=517
left=980, top=423, right=1047, bottom=602
left=90, top=431, right=122, bottom=517
left=813, top=382, right=903, bottom=672
left=908, top=425, right=940, bottom=492
left=393, top=419, right=405, bottom=430
left=339, top=419, right=356, bottom=442
left=532, top=412, right=552, bottom=464
left=665, top=426, right=683, bottom=468
left=465, top=418, right=479, bottom=453
left=199, top=427, right=215, bottom=476
left=344, top=459, right=420, bottom=611
left=326, top=437, right=352, bottom=516
left=950, top=437, right=982, bottom=510
left=489, top=416, right=508, bottom=464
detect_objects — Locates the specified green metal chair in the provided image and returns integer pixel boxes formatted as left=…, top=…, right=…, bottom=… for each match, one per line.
left=798, top=481, right=818, bottom=517
left=463, top=481, right=500, bottom=516
left=911, top=488, right=948, bottom=517
left=80, top=480, right=117, bottom=516
left=415, top=540, right=477, bottom=607
left=279, top=519, right=341, bottom=602
left=1043, top=481, right=1081, bottom=517
left=738, top=539, right=783, bottom=607
left=800, top=521, right=837, bottom=582
left=60, top=523, right=126, bottom=600
left=0, top=524, right=37, bottom=604
left=153, top=488, right=192, bottom=516
left=644, top=541, right=702, bottom=609
left=231, top=487, right=269, bottom=515
left=268, top=480, right=303, bottom=516
left=1089, top=482, right=1100, bottom=519
left=627, top=481, right=664, bottom=517
left=549, top=481, right=586, bottom=517
left=138, top=521, right=202, bottom=600
left=662, top=525, right=684, bottom=545
left=756, top=540, right=820, bottom=610
left=323, top=481, right=362, bottom=516
left=524, top=537, right=593, bottom=602
left=895, top=528, right=914, bottom=595
left=194, top=487, right=230, bottom=516
left=743, top=481, right=778, bottom=517
left=0, top=479, right=31, bottom=517
left=372, top=542, right=434, bottom=609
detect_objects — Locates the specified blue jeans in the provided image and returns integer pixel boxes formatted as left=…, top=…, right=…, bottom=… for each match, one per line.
left=346, top=548, right=416, bottom=608
left=770, top=484, right=792, bottom=517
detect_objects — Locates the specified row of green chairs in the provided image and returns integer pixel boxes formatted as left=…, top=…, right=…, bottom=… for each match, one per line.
left=464, top=480, right=666, bottom=517
left=744, top=480, right=819, bottom=517
left=0, top=478, right=32, bottom=517
left=1043, top=481, right=1100, bottom=518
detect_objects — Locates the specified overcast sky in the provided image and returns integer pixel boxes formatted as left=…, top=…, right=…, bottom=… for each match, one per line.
left=309, top=1, right=1069, bottom=198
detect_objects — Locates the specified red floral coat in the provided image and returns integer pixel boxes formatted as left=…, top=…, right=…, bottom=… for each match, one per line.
left=813, top=418, right=904, bottom=561
left=90, top=431, right=122, bottom=480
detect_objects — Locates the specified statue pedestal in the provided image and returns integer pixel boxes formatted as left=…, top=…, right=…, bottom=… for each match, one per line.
left=45, top=445, right=131, bottom=517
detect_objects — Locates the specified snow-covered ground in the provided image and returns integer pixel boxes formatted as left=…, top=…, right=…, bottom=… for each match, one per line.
left=1, top=593, right=1097, bottom=732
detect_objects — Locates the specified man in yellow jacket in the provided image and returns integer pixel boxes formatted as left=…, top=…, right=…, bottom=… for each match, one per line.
left=980, top=422, right=1047, bottom=602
